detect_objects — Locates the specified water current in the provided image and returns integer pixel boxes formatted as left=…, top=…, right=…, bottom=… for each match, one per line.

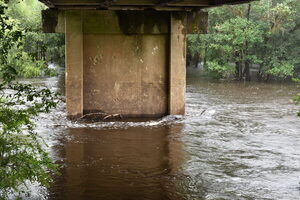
left=29, top=68, right=300, bottom=200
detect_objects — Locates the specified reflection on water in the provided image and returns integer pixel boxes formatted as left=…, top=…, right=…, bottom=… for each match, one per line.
left=32, top=68, right=300, bottom=200
left=48, top=126, right=185, bottom=200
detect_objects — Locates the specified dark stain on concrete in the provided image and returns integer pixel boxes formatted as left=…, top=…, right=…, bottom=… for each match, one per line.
left=42, top=9, right=58, bottom=33
left=116, top=11, right=169, bottom=34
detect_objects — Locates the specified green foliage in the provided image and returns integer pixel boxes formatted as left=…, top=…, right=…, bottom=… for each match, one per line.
left=0, top=83, right=59, bottom=199
left=292, top=78, right=300, bottom=83
left=266, top=62, right=295, bottom=79
left=187, top=0, right=300, bottom=115
left=293, top=93, right=300, bottom=116
left=0, top=15, right=46, bottom=78
left=293, top=93, right=300, bottom=104
left=205, top=61, right=235, bottom=79
left=7, top=0, right=44, bottom=31
left=44, top=68, right=59, bottom=77
left=0, top=0, right=64, bottom=79
left=0, top=1, right=60, bottom=198
left=5, top=44, right=45, bottom=78
left=187, top=0, right=300, bottom=81
left=213, top=17, right=263, bottom=51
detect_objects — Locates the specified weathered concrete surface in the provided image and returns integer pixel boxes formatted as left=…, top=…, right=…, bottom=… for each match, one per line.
left=82, top=11, right=169, bottom=117
left=83, top=35, right=168, bottom=117
left=65, top=11, right=83, bottom=119
left=54, top=10, right=190, bottom=118
left=42, top=9, right=208, bottom=34
left=187, top=11, right=208, bottom=34
left=41, top=0, right=254, bottom=119
left=169, top=13, right=186, bottom=115
left=83, top=11, right=170, bottom=35
left=42, top=9, right=65, bottom=33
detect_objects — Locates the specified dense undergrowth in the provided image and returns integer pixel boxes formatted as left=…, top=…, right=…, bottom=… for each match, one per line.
left=0, top=0, right=64, bottom=79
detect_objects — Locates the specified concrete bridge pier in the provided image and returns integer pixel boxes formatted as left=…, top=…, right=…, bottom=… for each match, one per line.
left=40, top=1, right=250, bottom=120
left=43, top=9, right=208, bottom=119
left=64, top=11, right=187, bottom=119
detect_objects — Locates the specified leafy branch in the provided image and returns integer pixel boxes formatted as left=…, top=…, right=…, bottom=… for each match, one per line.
left=0, top=1, right=61, bottom=198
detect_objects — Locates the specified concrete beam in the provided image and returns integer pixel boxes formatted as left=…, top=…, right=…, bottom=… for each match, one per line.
left=39, top=0, right=255, bottom=10
left=65, top=11, right=83, bottom=119
left=169, top=12, right=186, bottom=115
left=82, top=11, right=169, bottom=34
left=41, top=0, right=210, bottom=8
left=187, top=11, right=208, bottom=34
left=158, top=0, right=183, bottom=6
left=42, top=9, right=65, bottom=33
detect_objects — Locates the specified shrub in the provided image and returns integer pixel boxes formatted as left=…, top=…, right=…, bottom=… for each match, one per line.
left=205, top=61, right=235, bottom=79
left=267, top=62, right=295, bottom=79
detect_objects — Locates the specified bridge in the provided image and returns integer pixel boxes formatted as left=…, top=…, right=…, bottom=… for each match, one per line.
left=40, top=0, right=252, bottom=119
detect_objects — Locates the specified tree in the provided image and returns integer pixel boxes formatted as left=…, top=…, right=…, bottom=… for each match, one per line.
left=0, top=1, right=59, bottom=198
left=209, top=16, right=263, bottom=80
left=187, top=0, right=300, bottom=81
left=0, top=0, right=65, bottom=78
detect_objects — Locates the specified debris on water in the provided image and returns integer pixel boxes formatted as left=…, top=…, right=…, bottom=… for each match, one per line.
left=78, top=111, right=122, bottom=122
left=200, top=109, right=206, bottom=115
left=161, top=115, right=184, bottom=121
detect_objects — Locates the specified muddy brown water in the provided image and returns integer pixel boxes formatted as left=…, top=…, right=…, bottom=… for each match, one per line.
left=29, top=68, right=300, bottom=200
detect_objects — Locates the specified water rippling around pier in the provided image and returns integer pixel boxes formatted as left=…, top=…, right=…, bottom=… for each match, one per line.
left=26, top=68, right=300, bottom=200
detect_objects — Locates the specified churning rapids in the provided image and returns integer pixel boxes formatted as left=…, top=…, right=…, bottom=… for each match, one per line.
left=25, top=68, right=300, bottom=200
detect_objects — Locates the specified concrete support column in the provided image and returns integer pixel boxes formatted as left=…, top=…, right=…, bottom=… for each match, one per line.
left=169, top=13, right=187, bottom=115
left=65, top=11, right=83, bottom=118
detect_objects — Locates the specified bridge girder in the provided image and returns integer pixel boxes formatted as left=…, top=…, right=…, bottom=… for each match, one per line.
left=39, top=0, right=254, bottom=10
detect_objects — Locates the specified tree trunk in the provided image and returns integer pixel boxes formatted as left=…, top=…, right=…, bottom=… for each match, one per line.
left=246, top=3, right=251, bottom=20
left=243, top=3, right=252, bottom=81
left=194, top=54, right=200, bottom=68
left=243, top=60, right=251, bottom=81
left=186, top=53, right=191, bottom=67
left=235, top=61, right=243, bottom=81
left=203, top=47, right=207, bottom=68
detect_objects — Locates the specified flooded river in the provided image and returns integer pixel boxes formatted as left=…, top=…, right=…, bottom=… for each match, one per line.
left=33, top=69, right=300, bottom=200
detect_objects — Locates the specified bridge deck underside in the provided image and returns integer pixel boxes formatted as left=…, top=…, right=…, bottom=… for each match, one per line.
left=39, top=0, right=252, bottom=10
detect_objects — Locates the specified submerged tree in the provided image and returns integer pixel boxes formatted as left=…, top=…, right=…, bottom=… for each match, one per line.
left=0, top=1, right=59, bottom=198
left=187, top=0, right=300, bottom=81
